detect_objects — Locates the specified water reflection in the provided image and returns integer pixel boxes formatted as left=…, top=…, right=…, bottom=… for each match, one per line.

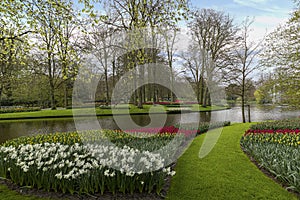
left=0, top=106, right=299, bottom=144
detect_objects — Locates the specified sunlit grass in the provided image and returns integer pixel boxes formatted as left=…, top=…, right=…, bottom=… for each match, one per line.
left=166, top=123, right=298, bottom=199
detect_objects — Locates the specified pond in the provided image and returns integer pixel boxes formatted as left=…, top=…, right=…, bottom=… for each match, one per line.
left=0, top=105, right=299, bottom=144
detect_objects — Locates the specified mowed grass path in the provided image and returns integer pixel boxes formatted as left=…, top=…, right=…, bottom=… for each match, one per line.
left=166, top=123, right=298, bottom=200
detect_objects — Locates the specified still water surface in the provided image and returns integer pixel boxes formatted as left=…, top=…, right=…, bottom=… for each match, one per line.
left=0, top=106, right=299, bottom=144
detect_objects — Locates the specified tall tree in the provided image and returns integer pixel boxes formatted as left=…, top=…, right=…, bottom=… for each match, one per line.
left=180, top=44, right=203, bottom=104
left=260, top=7, right=300, bottom=108
left=0, top=0, right=33, bottom=105
left=0, top=27, right=30, bottom=105
left=28, top=0, right=81, bottom=109
left=56, top=1, right=82, bottom=108
left=161, top=26, right=179, bottom=102
left=227, top=18, right=262, bottom=123
left=188, top=8, right=238, bottom=106
left=0, top=0, right=34, bottom=42
left=84, top=21, right=118, bottom=105
left=103, top=0, right=189, bottom=107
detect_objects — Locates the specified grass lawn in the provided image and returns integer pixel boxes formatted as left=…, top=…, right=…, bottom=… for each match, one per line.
left=191, top=104, right=229, bottom=112
left=0, top=123, right=297, bottom=199
left=0, top=183, right=50, bottom=200
left=0, top=104, right=229, bottom=120
left=166, top=123, right=298, bottom=200
left=0, top=105, right=156, bottom=120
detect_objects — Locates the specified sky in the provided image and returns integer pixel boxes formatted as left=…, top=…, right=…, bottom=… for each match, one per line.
left=90, top=0, right=296, bottom=46
left=173, top=0, right=297, bottom=77
left=190, top=0, right=295, bottom=40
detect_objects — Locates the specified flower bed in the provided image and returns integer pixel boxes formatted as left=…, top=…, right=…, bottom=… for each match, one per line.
left=0, top=107, right=41, bottom=113
left=125, top=122, right=231, bottom=137
left=241, top=119, right=300, bottom=193
left=143, top=101, right=197, bottom=106
left=0, top=130, right=179, bottom=195
left=175, top=121, right=231, bottom=134
left=0, top=121, right=231, bottom=196
left=125, top=126, right=198, bottom=137
left=249, top=118, right=300, bottom=130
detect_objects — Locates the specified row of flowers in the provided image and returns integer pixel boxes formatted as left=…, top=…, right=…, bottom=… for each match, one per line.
left=0, top=107, right=41, bottom=113
left=125, top=126, right=199, bottom=137
left=125, top=121, right=230, bottom=136
left=0, top=143, right=175, bottom=194
left=124, top=122, right=231, bottom=137
left=249, top=118, right=300, bottom=131
left=0, top=130, right=179, bottom=195
left=245, top=129, right=300, bottom=135
left=242, top=129, right=300, bottom=147
left=241, top=119, right=300, bottom=193
left=143, top=101, right=198, bottom=105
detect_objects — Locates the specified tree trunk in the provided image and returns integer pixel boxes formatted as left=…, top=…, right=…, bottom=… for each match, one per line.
left=200, top=76, right=204, bottom=105
left=0, top=88, right=2, bottom=107
left=64, top=82, right=68, bottom=108
left=241, top=76, right=246, bottom=123
left=196, top=81, right=200, bottom=104
left=104, top=69, right=109, bottom=106
left=48, top=53, right=56, bottom=110
left=137, top=63, right=144, bottom=108
left=203, top=87, right=208, bottom=107
left=112, top=59, right=116, bottom=87
left=143, top=86, right=146, bottom=103
left=171, top=75, right=175, bottom=102
left=49, top=80, right=56, bottom=110
left=138, top=87, right=143, bottom=108
left=207, top=90, right=211, bottom=106
left=133, top=71, right=138, bottom=106
left=241, top=96, right=245, bottom=123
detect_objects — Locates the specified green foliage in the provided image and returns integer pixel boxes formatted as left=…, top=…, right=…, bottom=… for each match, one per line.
left=260, top=5, right=300, bottom=107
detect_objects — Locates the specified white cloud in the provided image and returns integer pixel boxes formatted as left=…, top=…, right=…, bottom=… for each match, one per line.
left=233, top=0, right=291, bottom=14
left=248, top=15, right=289, bottom=41
left=234, top=0, right=268, bottom=4
left=255, top=15, right=288, bottom=28
left=174, top=25, right=191, bottom=52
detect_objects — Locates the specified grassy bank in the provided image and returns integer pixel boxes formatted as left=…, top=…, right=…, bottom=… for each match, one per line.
left=166, top=123, right=297, bottom=199
left=0, top=105, right=229, bottom=120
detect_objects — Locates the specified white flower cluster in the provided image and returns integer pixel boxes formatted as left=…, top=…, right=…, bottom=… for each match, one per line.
left=1, top=143, right=99, bottom=179
left=85, top=143, right=166, bottom=175
left=162, top=166, right=176, bottom=176
left=0, top=142, right=175, bottom=180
